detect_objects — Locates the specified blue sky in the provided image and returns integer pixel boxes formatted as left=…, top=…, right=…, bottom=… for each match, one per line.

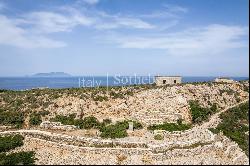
left=0, top=0, right=249, bottom=77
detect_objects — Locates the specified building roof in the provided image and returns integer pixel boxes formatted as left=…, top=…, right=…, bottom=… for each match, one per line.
left=216, top=77, right=232, bottom=80
left=155, top=76, right=182, bottom=78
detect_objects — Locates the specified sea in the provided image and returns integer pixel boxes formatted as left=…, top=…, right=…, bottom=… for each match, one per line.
left=0, top=76, right=248, bottom=91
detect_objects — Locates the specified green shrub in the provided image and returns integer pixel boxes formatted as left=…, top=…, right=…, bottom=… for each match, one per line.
left=102, top=118, right=112, bottom=125
left=38, top=110, right=50, bottom=116
left=219, top=89, right=235, bottom=95
left=0, top=110, right=24, bottom=128
left=208, top=128, right=220, bottom=134
left=177, top=119, right=183, bottom=125
left=0, top=151, right=36, bottom=165
left=243, top=84, right=249, bottom=92
left=81, top=116, right=100, bottom=129
left=0, top=135, right=24, bottom=153
left=52, top=114, right=101, bottom=129
left=92, top=95, right=108, bottom=102
left=0, top=89, right=8, bottom=93
left=214, top=102, right=249, bottom=155
left=29, top=113, right=42, bottom=126
left=99, top=120, right=143, bottom=139
left=129, top=120, right=143, bottom=129
left=154, top=134, right=164, bottom=140
left=100, top=124, right=128, bottom=139
left=52, top=114, right=76, bottom=125
left=189, top=100, right=218, bottom=124
left=109, top=91, right=124, bottom=99
left=114, top=120, right=143, bottom=130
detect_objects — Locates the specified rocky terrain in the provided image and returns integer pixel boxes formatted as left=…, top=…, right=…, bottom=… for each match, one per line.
left=0, top=80, right=249, bottom=165
left=43, top=81, right=248, bottom=125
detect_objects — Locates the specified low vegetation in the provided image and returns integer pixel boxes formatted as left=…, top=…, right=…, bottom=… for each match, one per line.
left=148, top=120, right=191, bottom=132
left=0, top=151, right=36, bottom=165
left=99, top=123, right=128, bottom=139
left=52, top=114, right=77, bottom=126
left=52, top=114, right=143, bottom=139
left=219, top=89, right=235, bottom=95
left=52, top=114, right=101, bottom=129
left=0, top=135, right=24, bottom=153
left=0, top=109, right=24, bottom=128
left=0, top=134, right=36, bottom=165
left=99, top=120, right=143, bottom=139
left=210, top=102, right=249, bottom=155
left=189, top=100, right=218, bottom=124
left=91, top=95, right=108, bottom=102
left=154, top=134, right=164, bottom=140
left=29, top=113, right=42, bottom=126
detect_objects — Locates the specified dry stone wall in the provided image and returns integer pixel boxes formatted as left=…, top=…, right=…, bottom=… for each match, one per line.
left=45, top=82, right=248, bottom=126
left=4, top=131, right=248, bottom=165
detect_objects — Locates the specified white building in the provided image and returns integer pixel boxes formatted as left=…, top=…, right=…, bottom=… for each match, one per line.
left=154, top=76, right=182, bottom=86
left=214, top=77, right=235, bottom=83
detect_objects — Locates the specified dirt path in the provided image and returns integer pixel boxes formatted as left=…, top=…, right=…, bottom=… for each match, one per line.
left=200, top=99, right=249, bottom=129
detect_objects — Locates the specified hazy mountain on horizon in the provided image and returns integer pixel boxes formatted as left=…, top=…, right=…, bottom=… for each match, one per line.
left=32, top=72, right=72, bottom=77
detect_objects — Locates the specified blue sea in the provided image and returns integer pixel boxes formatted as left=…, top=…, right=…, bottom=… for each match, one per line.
left=0, top=76, right=248, bottom=90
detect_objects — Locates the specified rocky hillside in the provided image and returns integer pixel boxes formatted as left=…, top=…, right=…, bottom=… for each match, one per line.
left=0, top=81, right=249, bottom=128
left=0, top=80, right=249, bottom=165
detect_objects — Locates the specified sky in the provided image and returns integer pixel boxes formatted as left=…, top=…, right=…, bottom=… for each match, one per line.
left=0, top=0, right=249, bottom=77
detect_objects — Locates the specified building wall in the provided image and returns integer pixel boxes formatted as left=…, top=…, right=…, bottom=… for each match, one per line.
left=214, top=78, right=235, bottom=83
left=155, top=77, right=182, bottom=86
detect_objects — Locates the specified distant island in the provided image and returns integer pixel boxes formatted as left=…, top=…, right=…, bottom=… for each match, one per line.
left=32, top=72, right=72, bottom=77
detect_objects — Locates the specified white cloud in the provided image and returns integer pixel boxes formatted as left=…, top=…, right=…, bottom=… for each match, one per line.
left=0, top=15, right=66, bottom=48
left=140, top=4, right=188, bottom=19
left=0, top=4, right=156, bottom=48
left=94, top=10, right=157, bottom=29
left=95, top=16, right=155, bottom=29
left=19, top=10, right=94, bottom=34
left=81, top=0, right=99, bottom=5
left=0, top=1, right=187, bottom=48
left=106, top=24, right=249, bottom=56
left=163, top=4, right=188, bottom=13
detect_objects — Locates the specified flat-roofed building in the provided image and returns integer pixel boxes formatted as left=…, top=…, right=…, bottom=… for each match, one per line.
left=214, top=77, right=235, bottom=83
left=155, top=76, right=182, bottom=86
